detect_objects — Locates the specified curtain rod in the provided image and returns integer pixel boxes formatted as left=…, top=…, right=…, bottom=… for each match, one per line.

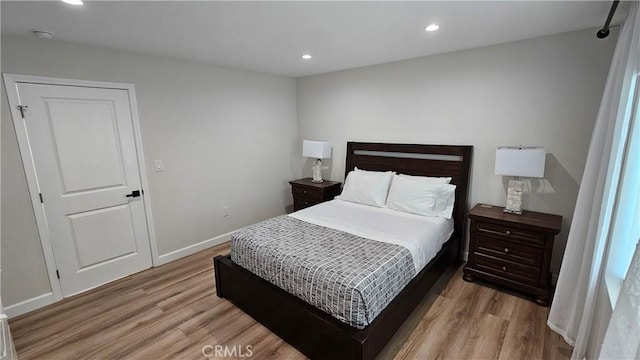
left=597, top=0, right=620, bottom=39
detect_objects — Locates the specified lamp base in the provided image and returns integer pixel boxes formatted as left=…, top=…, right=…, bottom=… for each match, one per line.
left=503, top=208, right=523, bottom=215
left=504, top=178, right=523, bottom=214
left=311, top=159, right=323, bottom=183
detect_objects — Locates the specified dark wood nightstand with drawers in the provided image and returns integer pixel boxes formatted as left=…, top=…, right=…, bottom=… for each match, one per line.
left=463, top=204, right=562, bottom=306
left=289, top=178, right=342, bottom=211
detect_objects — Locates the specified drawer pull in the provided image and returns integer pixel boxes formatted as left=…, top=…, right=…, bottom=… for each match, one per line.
left=504, top=248, right=509, bottom=253
left=479, top=228, right=512, bottom=236
left=502, top=266, right=507, bottom=271
left=303, top=190, right=307, bottom=194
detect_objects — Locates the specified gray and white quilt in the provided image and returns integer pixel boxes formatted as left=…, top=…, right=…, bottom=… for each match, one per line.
left=230, top=215, right=416, bottom=329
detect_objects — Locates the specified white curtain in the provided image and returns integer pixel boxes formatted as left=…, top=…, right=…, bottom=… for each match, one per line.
left=547, top=3, right=640, bottom=359
left=600, top=241, right=640, bottom=359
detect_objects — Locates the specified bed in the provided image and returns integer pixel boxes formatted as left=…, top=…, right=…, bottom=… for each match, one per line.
left=214, top=142, right=473, bottom=360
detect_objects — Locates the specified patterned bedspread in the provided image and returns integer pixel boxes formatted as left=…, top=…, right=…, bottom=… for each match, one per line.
left=230, top=215, right=416, bottom=329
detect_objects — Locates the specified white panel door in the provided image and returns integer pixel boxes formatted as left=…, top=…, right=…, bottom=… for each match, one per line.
left=16, top=83, right=152, bottom=297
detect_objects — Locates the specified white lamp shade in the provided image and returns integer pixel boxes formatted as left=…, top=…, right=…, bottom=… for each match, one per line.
left=303, top=140, right=331, bottom=159
left=495, top=146, right=546, bottom=178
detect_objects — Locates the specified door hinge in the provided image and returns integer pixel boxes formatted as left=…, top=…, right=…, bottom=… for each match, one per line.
left=17, top=105, right=28, bottom=118
left=56, top=270, right=60, bottom=279
left=39, top=193, right=44, bottom=203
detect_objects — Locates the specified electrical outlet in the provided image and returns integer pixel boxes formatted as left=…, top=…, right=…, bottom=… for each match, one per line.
left=221, top=206, right=230, bottom=218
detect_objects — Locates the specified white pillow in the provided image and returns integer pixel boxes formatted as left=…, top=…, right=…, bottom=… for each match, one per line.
left=337, top=167, right=394, bottom=207
left=386, top=174, right=457, bottom=218
left=398, top=173, right=452, bottom=184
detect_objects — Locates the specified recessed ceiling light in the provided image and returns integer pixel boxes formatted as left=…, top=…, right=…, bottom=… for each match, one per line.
left=301, top=54, right=312, bottom=60
left=61, top=0, right=84, bottom=5
left=425, top=24, right=440, bottom=32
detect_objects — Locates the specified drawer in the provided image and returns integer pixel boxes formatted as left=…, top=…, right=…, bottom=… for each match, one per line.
left=475, top=221, right=544, bottom=246
left=294, top=197, right=321, bottom=210
left=475, top=235, right=542, bottom=266
left=474, top=253, right=540, bottom=286
left=292, top=186, right=321, bottom=199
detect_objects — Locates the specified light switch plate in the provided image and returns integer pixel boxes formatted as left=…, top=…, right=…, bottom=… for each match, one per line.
left=154, top=160, right=164, bottom=172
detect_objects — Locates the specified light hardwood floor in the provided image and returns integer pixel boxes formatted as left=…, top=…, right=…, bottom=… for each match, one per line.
left=10, top=242, right=572, bottom=360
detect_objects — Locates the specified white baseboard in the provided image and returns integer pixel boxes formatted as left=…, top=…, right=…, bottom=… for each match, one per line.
left=5, top=292, right=56, bottom=318
left=155, top=230, right=234, bottom=266
left=5, top=232, right=236, bottom=318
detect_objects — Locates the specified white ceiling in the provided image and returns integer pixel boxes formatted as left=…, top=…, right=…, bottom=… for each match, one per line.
left=0, top=1, right=626, bottom=77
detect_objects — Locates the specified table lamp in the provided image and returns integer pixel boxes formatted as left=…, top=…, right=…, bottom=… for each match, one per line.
left=303, top=140, right=331, bottom=183
left=495, top=146, right=546, bottom=214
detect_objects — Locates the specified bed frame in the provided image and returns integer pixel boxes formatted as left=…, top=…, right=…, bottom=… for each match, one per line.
left=214, top=142, right=472, bottom=360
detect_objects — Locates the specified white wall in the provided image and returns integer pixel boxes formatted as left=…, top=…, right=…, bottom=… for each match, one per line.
left=1, top=35, right=298, bottom=308
left=297, top=29, right=616, bottom=275
left=0, top=27, right=618, bottom=313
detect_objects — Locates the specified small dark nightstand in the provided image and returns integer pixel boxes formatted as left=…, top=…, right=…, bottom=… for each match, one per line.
left=289, top=178, right=341, bottom=211
left=463, top=204, right=562, bottom=306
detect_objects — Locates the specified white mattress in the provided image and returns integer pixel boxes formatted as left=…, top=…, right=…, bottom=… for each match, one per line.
left=289, top=199, right=454, bottom=273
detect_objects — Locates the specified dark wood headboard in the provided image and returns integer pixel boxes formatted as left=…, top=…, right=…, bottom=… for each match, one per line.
left=345, top=142, right=473, bottom=260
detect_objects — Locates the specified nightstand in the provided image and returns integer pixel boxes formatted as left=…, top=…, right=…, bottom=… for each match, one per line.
left=463, top=204, right=562, bottom=306
left=289, top=178, right=341, bottom=211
